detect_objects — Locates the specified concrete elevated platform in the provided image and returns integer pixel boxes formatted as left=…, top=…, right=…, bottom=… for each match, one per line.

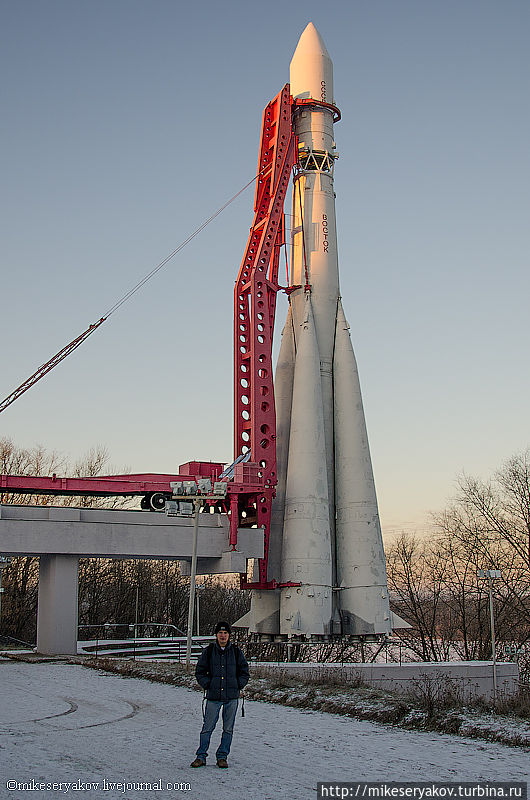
left=0, top=504, right=263, bottom=655
left=0, top=504, right=263, bottom=571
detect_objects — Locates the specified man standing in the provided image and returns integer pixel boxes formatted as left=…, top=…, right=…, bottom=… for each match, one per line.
left=190, top=621, right=249, bottom=769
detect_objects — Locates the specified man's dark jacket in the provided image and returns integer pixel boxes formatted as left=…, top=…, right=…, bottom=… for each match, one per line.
left=195, top=641, right=249, bottom=702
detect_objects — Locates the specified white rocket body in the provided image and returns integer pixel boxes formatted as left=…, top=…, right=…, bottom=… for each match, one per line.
left=242, top=23, right=392, bottom=638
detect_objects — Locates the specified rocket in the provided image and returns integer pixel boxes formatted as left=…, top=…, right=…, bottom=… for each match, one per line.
left=239, top=23, right=394, bottom=639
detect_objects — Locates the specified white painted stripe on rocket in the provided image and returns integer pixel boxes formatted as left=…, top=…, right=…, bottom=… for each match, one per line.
left=280, top=293, right=332, bottom=636
left=333, top=299, right=392, bottom=634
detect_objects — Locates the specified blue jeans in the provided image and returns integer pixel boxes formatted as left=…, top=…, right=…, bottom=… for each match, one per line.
left=196, top=699, right=239, bottom=761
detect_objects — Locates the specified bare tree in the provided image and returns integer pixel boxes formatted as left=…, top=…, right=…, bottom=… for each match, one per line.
left=434, top=451, right=530, bottom=635
left=0, top=436, right=65, bottom=506
left=386, top=532, right=454, bottom=661
left=195, top=575, right=250, bottom=636
left=386, top=450, right=530, bottom=667
left=0, top=438, right=131, bottom=641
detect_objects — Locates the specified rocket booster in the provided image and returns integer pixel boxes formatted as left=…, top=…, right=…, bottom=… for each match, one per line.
left=240, top=23, right=392, bottom=638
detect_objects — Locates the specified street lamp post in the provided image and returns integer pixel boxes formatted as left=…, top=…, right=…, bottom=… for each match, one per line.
left=478, top=568, right=501, bottom=702
left=185, top=498, right=201, bottom=672
left=165, top=478, right=228, bottom=673
left=134, top=582, right=139, bottom=639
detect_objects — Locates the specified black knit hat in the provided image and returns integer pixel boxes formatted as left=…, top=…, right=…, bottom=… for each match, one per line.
left=215, top=621, right=231, bottom=635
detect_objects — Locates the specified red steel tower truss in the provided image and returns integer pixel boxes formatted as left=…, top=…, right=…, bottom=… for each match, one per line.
left=234, top=85, right=297, bottom=589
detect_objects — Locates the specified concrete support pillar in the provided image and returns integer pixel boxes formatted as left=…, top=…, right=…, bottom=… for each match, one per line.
left=37, top=555, right=79, bottom=655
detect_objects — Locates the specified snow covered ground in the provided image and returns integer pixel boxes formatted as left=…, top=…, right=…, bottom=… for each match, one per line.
left=0, top=661, right=528, bottom=799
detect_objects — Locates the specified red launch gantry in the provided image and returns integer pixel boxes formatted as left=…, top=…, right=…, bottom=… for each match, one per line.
left=0, top=84, right=339, bottom=592
left=233, top=85, right=296, bottom=589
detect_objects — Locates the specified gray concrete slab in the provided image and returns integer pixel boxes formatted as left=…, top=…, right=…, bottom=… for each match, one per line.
left=0, top=505, right=264, bottom=561
left=0, top=504, right=264, bottom=655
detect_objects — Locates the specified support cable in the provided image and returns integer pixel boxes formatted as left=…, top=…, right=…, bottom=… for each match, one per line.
left=103, top=172, right=261, bottom=318
left=0, top=171, right=264, bottom=415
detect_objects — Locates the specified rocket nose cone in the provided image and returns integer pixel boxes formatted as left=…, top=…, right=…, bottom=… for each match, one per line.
left=295, top=22, right=331, bottom=60
left=290, top=22, right=334, bottom=103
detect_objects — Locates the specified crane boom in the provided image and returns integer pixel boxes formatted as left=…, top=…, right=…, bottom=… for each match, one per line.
left=0, top=318, right=106, bottom=414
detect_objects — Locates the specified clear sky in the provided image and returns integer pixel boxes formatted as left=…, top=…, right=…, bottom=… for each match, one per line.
left=1, top=0, right=529, bottom=538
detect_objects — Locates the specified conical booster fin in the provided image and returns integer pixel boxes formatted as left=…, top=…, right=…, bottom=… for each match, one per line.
left=333, top=299, right=391, bottom=635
